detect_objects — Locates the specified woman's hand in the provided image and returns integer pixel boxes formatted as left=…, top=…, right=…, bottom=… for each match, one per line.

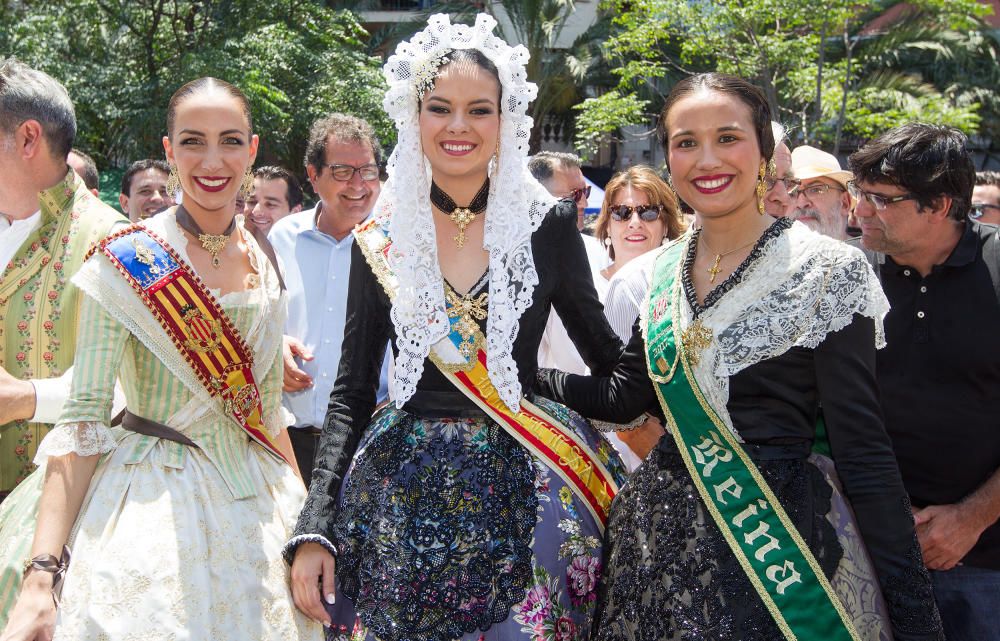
left=618, top=416, right=666, bottom=461
left=0, top=573, right=57, bottom=641
left=290, top=542, right=336, bottom=627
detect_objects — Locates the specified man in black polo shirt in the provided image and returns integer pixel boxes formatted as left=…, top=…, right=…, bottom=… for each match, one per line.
left=850, top=123, right=1000, bottom=640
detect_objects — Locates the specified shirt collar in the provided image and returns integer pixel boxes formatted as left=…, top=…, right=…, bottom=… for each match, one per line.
left=942, top=221, right=979, bottom=268
left=886, top=221, right=977, bottom=274
left=37, top=167, right=79, bottom=221
left=310, top=202, right=375, bottom=240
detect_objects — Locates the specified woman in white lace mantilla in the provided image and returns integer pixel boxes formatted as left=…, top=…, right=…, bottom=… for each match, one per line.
left=286, top=14, right=628, bottom=641
left=537, top=73, right=945, bottom=641
left=0, top=78, right=321, bottom=641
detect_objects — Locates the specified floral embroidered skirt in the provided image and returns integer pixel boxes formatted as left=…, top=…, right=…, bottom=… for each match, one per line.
left=0, top=433, right=322, bottom=640
left=590, top=441, right=891, bottom=641
left=325, top=397, right=628, bottom=641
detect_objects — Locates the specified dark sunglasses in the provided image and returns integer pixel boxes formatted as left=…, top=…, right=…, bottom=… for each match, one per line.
left=566, top=186, right=591, bottom=204
left=609, top=204, right=662, bottom=222
left=970, top=203, right=1000, bottom=220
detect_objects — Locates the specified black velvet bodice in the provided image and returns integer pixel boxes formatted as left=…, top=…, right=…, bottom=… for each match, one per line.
left=293, top=200, right=623, bottom=541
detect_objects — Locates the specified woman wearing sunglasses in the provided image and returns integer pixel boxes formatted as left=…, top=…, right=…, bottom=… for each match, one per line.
left=583, top=167, right=686, bottom=469
left=594, top=165, right=686, bottom=283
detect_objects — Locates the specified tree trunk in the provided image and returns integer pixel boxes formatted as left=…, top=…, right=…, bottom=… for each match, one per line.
left=813, top=20, right=827, bottom=143
left=833, top=21, right=853, bottom=156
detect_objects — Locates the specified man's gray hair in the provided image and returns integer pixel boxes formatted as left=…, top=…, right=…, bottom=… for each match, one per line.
left=0, top=58, right=76, bottom=159
left=528, top=151, right=581, bottom=184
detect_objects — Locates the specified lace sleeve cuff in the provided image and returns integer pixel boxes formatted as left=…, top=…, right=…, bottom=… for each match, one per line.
left=34, top=421, right=117, bottom=464
left=592, top=413, right=650, bottom=433
left=282, top=533, right=339, bottom=565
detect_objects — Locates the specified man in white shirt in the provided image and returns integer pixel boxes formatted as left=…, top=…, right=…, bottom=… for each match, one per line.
left=270, top=114, right=390, bottom=484
left=529, top=152, right=608, bottom=374
left=0, top=59, right=125, bottom=497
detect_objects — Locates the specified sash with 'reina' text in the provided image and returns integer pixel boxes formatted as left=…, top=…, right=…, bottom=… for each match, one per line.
left=643, top=239, right=859, bottom=641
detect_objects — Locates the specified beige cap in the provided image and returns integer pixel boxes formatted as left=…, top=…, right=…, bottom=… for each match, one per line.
left=790, top=145, right=853, bottom=188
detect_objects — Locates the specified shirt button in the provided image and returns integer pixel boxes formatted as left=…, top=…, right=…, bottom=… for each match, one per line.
left=920, top=285, right=927, bottom=293
left=321, top=372, right=328, bottom=378
left=903, top=269, right=911, bottom=276
left=917, top=311, right=925, bottom=319
left=324, top=339, right=330, bottom=344
left=327, top=307, right=334, bottom=312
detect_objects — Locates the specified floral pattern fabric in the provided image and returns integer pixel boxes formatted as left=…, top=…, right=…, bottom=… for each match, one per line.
left=326, top=397, right=626, bottom=641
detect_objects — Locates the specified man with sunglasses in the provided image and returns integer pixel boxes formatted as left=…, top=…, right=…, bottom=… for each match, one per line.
left=269, top=113, right=390, bottom=484
left=788, top=145, right=853, bottom=240
left=973, top=170, right=1000, bottom=225
left=850, top=123, right=1000, bottom=641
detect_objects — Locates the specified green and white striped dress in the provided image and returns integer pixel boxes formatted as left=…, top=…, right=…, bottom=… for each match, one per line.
left=0, top=213, right=322, bottom=641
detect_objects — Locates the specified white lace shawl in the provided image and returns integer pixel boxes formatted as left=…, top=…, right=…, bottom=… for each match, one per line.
left=640, top=222, right=889, bottom=441
left=379, top=13, right=557, bottom=412
left=35, top=211, right=290, bottom=462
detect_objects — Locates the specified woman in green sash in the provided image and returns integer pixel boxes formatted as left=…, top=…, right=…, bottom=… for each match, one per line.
left=538, top=74, right=945, bottom=641
left=0, top=78, right=321, bottom=640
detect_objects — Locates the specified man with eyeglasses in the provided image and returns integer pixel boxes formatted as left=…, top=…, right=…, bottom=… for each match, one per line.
left=972, top=170, right=1000, bottom=225
left=849, top=122, right=1000, bottom=641
left=788, top=145, right=853, bottom=240
left=268, top=113, right=390, bottom=484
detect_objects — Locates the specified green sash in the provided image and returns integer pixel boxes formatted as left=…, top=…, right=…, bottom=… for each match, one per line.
left=644, top=241, right=860, bottom=641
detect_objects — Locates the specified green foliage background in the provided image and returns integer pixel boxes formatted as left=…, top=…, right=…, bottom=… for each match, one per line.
left=575, top=0, right=999, bottom=159
left=0, top=0, right=393, bottom=175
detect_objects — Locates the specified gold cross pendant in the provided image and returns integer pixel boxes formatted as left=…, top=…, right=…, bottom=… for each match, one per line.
left=449, top=207, right=476, bottom=248
left=707, top=254, right=722, bottom=283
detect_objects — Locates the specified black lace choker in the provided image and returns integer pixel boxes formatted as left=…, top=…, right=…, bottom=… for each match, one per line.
left=430, top=178, right=490, bottom=248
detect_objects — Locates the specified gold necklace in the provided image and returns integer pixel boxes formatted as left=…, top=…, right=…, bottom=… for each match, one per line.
left=700, top=234, right=757, bottom=284
left=175, top=205, right=237, bottom=268
left=430, top=179, right=490, bottom=248
left=444, top=285, right=488, bottom=359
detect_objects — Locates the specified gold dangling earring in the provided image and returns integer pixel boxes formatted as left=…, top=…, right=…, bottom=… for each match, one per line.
left=166, top=164, right=181, bottom=198
left=756, top=160, right=767, bottom=216
left=240, top=167, right=254, bottom=198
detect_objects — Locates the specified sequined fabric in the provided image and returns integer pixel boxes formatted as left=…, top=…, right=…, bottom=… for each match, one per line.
left=591, top=439, right=841, bottom=641
left=327, top=398, right=627, bottom=641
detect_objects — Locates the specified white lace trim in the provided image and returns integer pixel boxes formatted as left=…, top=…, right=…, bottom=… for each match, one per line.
left=34, top=422, right=116, bottom=463
left=680, top=223, right=889, bottom=439
left=637, top=223, right=889, bottom=442
left=380, top=13, right=556, bottom=411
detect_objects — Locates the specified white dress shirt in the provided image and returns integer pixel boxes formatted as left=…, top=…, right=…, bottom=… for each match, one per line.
left=269, top=207, right=390, bottom=429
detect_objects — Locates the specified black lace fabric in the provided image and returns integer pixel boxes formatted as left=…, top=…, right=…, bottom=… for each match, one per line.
left=684, top=217, right=793, bottom=318
left=592, top=439, right=841, bottom=641
left=881, top=496, right=944, bottom=639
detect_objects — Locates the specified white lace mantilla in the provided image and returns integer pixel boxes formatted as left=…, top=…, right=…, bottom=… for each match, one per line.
left=645, top=222, right=889, bottom=440
left=35, top=211, right=288, bottom=463
left=379, top=13, right=557, bottom=411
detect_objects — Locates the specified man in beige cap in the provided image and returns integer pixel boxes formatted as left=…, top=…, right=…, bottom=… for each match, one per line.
left=789, top=145, right=853, bottom=240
